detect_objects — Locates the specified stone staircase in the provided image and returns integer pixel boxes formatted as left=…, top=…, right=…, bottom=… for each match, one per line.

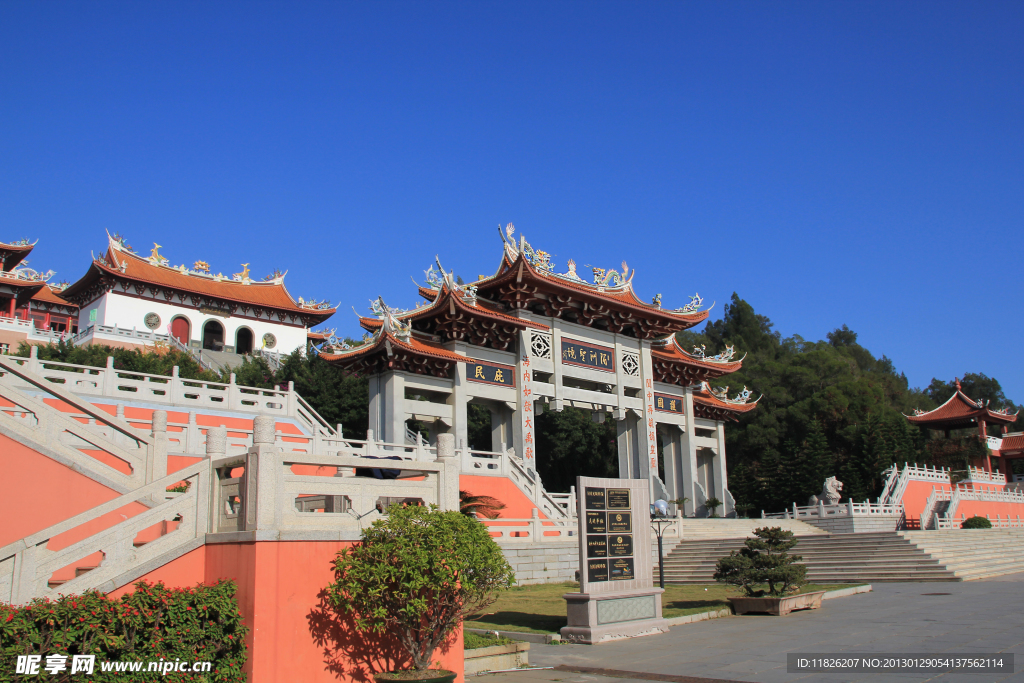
left=900, top=530, right=1024, bottom=580
left=679, top=518, right=827, bottom=540
left=656, top=532, right=960, bottom=584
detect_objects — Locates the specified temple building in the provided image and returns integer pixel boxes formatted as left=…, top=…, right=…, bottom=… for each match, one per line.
left=0, top=239, right=80, bottom=352
left=61, top=233, right=336, bottom=358
left=906, top=380, right=1019, bottom=475
left=320, top=226, right=757, bottom=516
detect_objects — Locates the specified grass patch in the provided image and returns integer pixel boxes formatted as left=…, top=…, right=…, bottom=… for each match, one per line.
left=463, top=631, right=514, bottom=649
left=467, top=582, right=862, bottom=634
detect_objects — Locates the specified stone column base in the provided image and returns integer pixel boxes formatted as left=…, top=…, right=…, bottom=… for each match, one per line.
left=560, top=588, right=669, bottom=644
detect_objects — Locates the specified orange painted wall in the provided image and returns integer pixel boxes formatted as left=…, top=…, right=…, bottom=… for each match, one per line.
left=107, top=541, right=464, bottom=683
left=953, top=500, right=1024, bottom=522
left=460, top=474, right=546, bottom=520
left=901, top=480, right=952, bottom=526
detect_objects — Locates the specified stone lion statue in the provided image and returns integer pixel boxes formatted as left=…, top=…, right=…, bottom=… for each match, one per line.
left=807, top=477, right=843, bottom=506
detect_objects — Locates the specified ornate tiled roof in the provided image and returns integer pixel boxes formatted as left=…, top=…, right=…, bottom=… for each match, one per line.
left=906, top=385, right=1018, bottom=430
left=998, top=434, right=1024, bottom=455
left=359, top=275, right=548, bottom=351
left=0, top=239, right=36, bottom=272
left=692, top=381, right=760, bottom=422
left=62, top=234, right=336, bottom=325
left=464, top=225, right=709, bottom=339
left=31, top=284, right=77, bottom=309
left=321, top=301, right=464, bottom=378
left=650, top=335, right=744, bottom=386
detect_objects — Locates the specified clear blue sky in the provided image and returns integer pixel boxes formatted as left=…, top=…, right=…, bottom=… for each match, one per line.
left=2, top=2, right=1021, bottom=400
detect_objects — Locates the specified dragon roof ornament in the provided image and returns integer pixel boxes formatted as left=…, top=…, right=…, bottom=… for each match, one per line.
left=299, top=297, right=333, bottom=310
left=4, top=238, right=37, bottom=247
left=373, top=297, right=412, bottom=342
left=689, top=344, right=739, bottom=364
left=702, top=381, right=757, bottom=405
left=4, top=261, right=55, bottom=284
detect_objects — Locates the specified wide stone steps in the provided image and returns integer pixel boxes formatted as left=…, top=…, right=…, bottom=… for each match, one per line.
left=654, top=532, right=961, bottom=583
left=900, top=530, right=1024, bottom=580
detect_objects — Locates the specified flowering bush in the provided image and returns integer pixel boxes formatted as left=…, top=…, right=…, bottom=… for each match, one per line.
left=0, top=580, right=247, bottom=682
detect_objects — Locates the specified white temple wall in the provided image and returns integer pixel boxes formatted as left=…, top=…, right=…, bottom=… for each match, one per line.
left=82, top=291, right=308, bottom=354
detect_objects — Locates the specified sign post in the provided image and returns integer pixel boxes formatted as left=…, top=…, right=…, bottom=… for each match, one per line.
left=561, top=476, right=668, bottom=644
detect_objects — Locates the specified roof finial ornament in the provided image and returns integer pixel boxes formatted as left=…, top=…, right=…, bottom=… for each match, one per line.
left=955, top=377, right=962, bottom=391
left=193, top=260, right=210, bottom=273
left=653, top=293, right=662, bottom=307
left=233, top=263, right=250, bottom=282
left=148, top=243, right=165, bottom=264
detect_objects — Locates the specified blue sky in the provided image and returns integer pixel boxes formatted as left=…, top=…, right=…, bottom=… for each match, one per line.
left=1, top=2, right=1021, bottom=400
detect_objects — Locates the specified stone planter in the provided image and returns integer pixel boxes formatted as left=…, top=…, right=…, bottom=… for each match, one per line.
left=373, top=670, right=457, bottom=683
left=464, top=641, right=530, bottom=674
left=729, top=590, right=826, bottom=616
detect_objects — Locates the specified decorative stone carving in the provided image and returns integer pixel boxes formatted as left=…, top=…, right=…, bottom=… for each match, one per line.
left=206, top=425, right=227, bottom=455
left=151, top=410, right=167, bottom=434
left=437, top=433, right=455, bottom=460
left=253, top=415, right=276, bottom=446
left=808, top=476, right=844, bottom=506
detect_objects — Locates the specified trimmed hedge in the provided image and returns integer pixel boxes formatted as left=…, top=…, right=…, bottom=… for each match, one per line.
left=961, top=516, right=993, bottom=529
left=0, top=580, right=247, bottom=682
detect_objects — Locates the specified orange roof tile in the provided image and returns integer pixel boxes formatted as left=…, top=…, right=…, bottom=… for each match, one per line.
left=906, top=390, right=1017, bottom=429
left=63, top=241, right=335, bottom=323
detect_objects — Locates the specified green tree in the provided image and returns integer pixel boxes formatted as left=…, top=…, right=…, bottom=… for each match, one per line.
left=326, top=505, right=514, bottom=672
left=713, top=527, right=807, bottom=597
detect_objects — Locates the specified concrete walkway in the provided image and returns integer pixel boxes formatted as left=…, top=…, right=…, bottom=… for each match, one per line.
left=477, top=574, right=1024, bottom=683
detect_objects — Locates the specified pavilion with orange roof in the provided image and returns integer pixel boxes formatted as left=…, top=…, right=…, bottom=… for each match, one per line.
left=321, top=225, right=757, bottom=516
left=906, top=379, right=1018, bottom=475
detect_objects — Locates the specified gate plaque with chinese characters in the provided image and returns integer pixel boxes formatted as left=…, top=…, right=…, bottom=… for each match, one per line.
left=562, top=476, right=667, bottom=644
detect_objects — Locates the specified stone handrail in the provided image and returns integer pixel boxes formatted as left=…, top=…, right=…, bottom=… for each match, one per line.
left=0, top=460, right=211, bottom=605
left=965, top=467, right=1007, bottom=484
left=765, top=501, right=904, bottom=520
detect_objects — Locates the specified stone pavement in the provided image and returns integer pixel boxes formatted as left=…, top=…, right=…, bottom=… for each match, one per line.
left=476, top=573, right=1024, bottom=683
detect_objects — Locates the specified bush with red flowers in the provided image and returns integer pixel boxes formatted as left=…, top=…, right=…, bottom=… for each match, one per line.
left=0, top=580, right=247, bottom=682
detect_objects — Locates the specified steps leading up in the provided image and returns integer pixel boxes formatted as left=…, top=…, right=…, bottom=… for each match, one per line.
left=656, top=532, right=960, bottom=584
left=678, top=518, right=827, bottom=540
left=900, top=529, right=1024, bottom=581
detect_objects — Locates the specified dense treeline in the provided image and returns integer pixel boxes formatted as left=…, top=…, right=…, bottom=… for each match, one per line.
left=677, top=294, right=1020, bottom=514
left=20, top=295, right=1020, bottom=514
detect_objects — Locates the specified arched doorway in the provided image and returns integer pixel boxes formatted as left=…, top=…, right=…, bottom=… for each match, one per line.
left=170, top=317, right=191, bottom=345
left=202, top=320, right=224, bottom=350
left=235, top=327, right=254, bottom=354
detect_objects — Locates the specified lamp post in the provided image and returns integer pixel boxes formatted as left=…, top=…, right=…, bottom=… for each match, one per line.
left=650, top=498, right=670, bottom=589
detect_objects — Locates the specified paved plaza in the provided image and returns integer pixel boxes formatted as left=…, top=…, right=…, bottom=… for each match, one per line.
left=480, top=574, right=1024, bottom=683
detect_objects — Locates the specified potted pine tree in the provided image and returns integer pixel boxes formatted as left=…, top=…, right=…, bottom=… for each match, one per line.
left=327, top=504, right=516, bottom=681
left=714, top=526, right=824, bottom=616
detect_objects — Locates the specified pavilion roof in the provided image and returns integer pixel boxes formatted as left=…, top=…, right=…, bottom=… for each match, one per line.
left=455, top=226, right=709, bottom=339
left=650, top=335, right=744, bottom=386
left=905, top=384, right=1018, bottom=430
left=320, top=305, right=464, bottom=378
left=31, top=284, right=77, bottom=309
left=359, top=279, right=548, bottom=351
left=0, top=240, right=36, bottom=272
left=62, top=234, right=336, bottom=326
left=692, top=381, right=760, bottom=422
left=999, top=434, right=1024, bottom=456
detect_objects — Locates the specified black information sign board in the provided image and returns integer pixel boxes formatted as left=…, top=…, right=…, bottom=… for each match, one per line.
left=585, top=511, right=607, bottom=534
left=609, top=534, right=633, bottom=557
left=586, top=535, right=608, bottom=558
left=607, top=488, right=631, bottom=509
left=610, top=557, right=635, bottom=581
left=585, top=487, right=607, bottom=510
left=587, top=559, right=609, bottom=582
left=608, top=512, right=632, bottom=533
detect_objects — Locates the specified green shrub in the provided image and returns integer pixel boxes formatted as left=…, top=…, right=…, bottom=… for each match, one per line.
left=326, top=504, right=515, bottom=671
left=713, top=526, right=807, bottom=597
left=0, top=580, right=247, bottom=682
left=463, top=632, right=512, bottom=649
left=961, top=516, right=993, bottom=529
